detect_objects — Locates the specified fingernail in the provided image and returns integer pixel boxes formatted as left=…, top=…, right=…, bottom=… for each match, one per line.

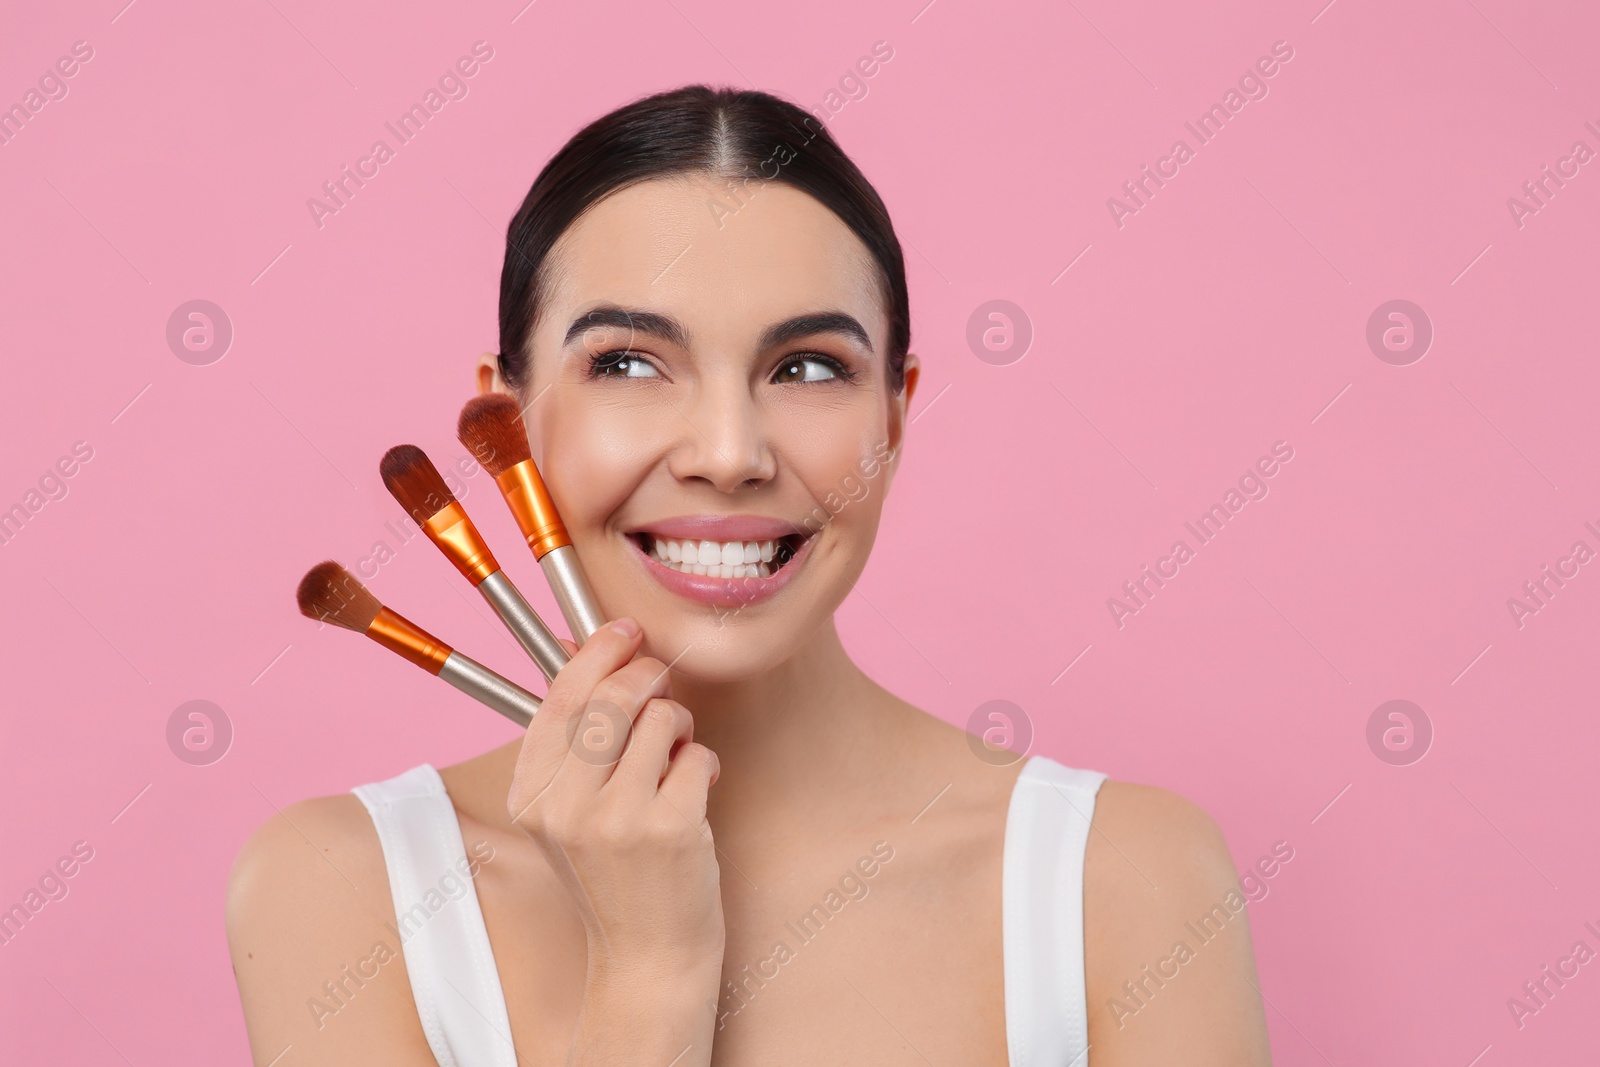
left=609, top=617, right=640, bottom=638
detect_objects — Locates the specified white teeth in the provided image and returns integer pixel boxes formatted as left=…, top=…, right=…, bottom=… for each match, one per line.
left=642, top=535, right=792, bottom=579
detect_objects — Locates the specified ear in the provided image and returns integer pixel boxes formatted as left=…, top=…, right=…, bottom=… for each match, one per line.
left=882, top=353, right=920, bottom=487
left=475, top=351, right=507, bottom=396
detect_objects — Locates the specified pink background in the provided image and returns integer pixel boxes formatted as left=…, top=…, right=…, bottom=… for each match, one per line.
left=2, top=0, right=1596, bottom=1062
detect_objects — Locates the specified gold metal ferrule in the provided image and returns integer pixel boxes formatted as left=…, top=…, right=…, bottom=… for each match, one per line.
left=495, top=459, right=570, bottom=559
left=366, top=607, right=452, bottom=674
left=421, top=501, right=499, bottom=585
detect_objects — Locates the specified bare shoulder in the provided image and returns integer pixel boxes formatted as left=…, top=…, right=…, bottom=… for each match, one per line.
left=1089, top=781, right=1237, bottom=884
left=1083, top=781, right=1273, bottom=1066
left=228, top=793, right=384, bottom=901
left=226, top=793, right=435, bottom=1065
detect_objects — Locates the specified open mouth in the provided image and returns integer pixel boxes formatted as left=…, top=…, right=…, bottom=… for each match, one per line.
left=631, top=532, right=806, bottom=580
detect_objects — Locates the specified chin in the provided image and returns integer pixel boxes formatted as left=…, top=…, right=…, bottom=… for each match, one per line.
left=638, top=617, right=804, bottom=685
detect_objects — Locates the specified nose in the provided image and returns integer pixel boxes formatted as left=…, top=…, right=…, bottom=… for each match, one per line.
left=666, top=380, right=776, bottom=493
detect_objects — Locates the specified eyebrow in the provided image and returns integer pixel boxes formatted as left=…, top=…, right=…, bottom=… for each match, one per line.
left=564, top=305, right=874, bottom=354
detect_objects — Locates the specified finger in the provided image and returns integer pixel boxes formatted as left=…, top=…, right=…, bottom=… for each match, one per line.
left=524, top=620, right=642, bottom=757
left=547, top=653, right=675, bottom=794
left=508, top=619, right=642, bottom=818
left=657, top=742, right=719, bottom=826
left=607, top=699, right=693, bottom=802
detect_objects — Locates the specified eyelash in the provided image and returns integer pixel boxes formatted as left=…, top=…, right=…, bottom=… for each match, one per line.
left=775, top=351, right=858, bottom=384
left=585, top=350, right=655, bottom=380
left=585, top=349, right=859, bottom=384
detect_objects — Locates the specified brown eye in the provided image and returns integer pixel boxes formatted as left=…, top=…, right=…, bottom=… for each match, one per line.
left=589, top=350, right=661, bottom=379
left=774, top=355, right=846, bottom=383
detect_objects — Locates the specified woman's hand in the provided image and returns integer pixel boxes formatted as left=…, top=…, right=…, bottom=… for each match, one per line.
left=506, top=616, right=724, bottom=1065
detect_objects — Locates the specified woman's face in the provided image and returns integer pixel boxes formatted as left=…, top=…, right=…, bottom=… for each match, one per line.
left=507, top=174, right=916, bottom=682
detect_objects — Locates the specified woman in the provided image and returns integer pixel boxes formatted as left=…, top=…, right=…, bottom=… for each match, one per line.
left=227, top=85, right=1273, bottom=1065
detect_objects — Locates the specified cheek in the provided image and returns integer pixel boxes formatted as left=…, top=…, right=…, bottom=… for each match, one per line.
left=538, top=400, right=671, bottom=532
left=790, top=422, right=887, bottom=525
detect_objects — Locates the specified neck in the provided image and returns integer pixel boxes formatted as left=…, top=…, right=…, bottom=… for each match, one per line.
left=669, top=617, right=906, bottom=820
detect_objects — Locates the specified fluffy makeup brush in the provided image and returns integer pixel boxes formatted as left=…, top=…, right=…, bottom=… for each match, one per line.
left=379, top=444, right=569, bottom=682
left=296, top=561, right=539, bottom=727
left=457, top=394, right=606, bottom=644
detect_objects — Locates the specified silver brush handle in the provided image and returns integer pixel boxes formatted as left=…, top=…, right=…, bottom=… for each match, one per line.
left=478, top=570, right=569, bottom=682
left=439, top=651, right=540, bottom=728
left=540, top=544, right=606, bottom=644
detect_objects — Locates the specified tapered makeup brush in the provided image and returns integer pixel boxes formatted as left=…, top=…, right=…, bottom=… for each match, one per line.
left=296, top=561, right=539, bottom=728
left=379, top=445, right=569, bottom=682
left=457, top=394, right=606, bottom=644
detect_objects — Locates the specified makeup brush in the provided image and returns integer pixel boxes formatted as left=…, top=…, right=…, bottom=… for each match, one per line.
left=296, top=561, right=539, bottom=728
left=457, top=394, right=606, bottom=644
left=379, top=445, right=569, bottom=682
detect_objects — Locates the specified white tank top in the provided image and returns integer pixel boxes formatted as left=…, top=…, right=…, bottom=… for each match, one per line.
left=353, top=755, right=1106, bottom=1066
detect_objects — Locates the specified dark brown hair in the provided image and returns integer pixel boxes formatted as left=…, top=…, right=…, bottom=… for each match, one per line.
left=497, top=84, right=910, bottom=394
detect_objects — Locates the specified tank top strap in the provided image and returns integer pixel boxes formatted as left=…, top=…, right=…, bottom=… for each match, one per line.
left=1003, top=755, right=1108, bottom=1067
left=352, top=763, right=518, bottom=1067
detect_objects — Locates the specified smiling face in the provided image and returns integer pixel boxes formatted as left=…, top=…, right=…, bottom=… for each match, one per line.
left=502, top=173, right=916, bottom=681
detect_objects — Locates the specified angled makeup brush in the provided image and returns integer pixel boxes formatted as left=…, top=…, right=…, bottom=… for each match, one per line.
left=296, top=561, right=539, bottom=728
left=458, top=394, right=606, bottom=644
left=380, top=445, right=569, bottom=682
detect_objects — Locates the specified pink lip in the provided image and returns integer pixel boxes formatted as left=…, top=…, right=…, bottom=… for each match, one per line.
left=626, top=514, right=806, bottom=542
left=628, top=530, right=814, bottom=608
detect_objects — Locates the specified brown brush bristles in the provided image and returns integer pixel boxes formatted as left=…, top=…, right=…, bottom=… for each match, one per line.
left=457, top=394, right=531, bottom=478
left=380, top=444, right=455, bottom=524
left=296, top=561, right=382, bottom=632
